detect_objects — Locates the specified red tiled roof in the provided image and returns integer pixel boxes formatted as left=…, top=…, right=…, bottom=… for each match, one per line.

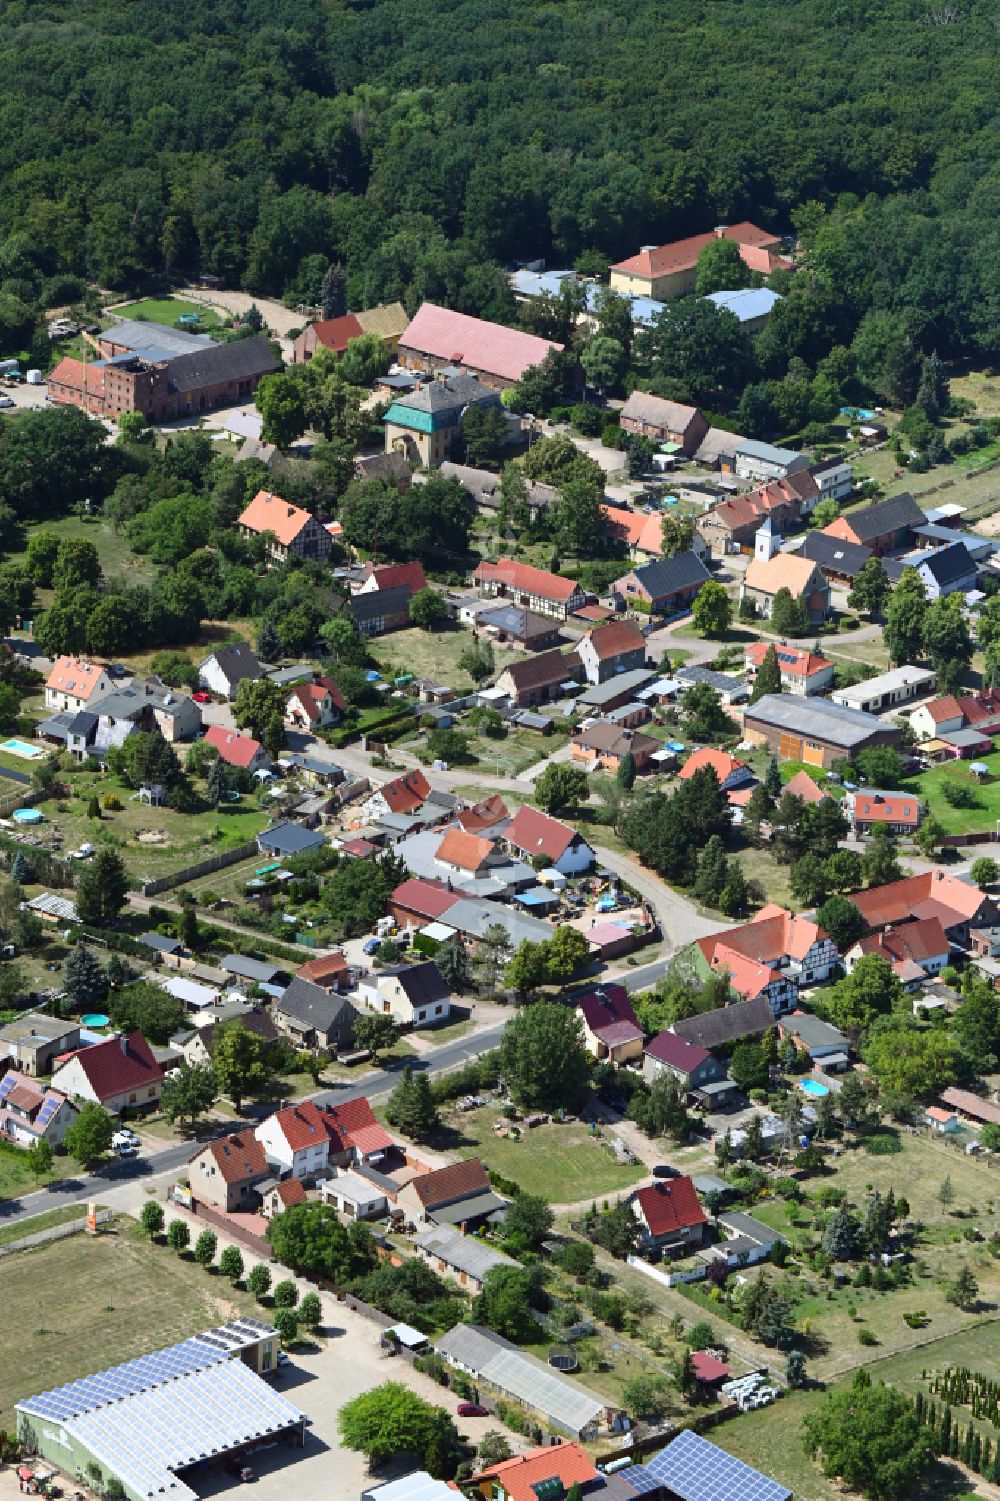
left=341, top=837, right=376, bottom=857
left=784, top=770, right=830, bottom=803
left=410, top=1157, right=490, bottom=1207
left=238, top=490, right=315, bottom=546
left=287, top=675, right=346, bottom=721
left=679, top=748, right=746, bottom=783
left=573, top=604, right=615, bottom=623
left=745, top=642, right=832, bottom=679
left=472, top=1444, right=598, bottom=1501
left=267, top=1096, right=392, bottom=1157
left=308, top=312, right=365, bottom=353
left=850, top=792, right=920, bottom=827
left=856, top=917, right=949, bottom=967
left=921, top=694, right=963, bottom=725
left=583, top=619, right=647, bottom=661
left=611, top=223, right=783, bottom=281
left=599, top=505, right=665, bottom=556
left=506, top=804, right=579, bottom=861
left=700, top=941, right=783, bottom=1000
left=700, top=906, right=826, bottom=967
left=200, top=1130, right=268, bottom=1185
left=274, top=1177, right=307, bottom=1206
left=941, top=1088, right=1000, bottom=1126
left=205, top=723, right=265, bottom=768
left=645, top=1029, right=712, bottom=1074
left=296, top=951, right=348, bottom=984
left=365, top=561, right=429, bottom=593
left=474, top=557, right=580, bottom=603
left=691, top=1350, right=732, bottom=1383
left=851, top=870, right=990, bottom=930
left=455, top=795, right=509, bottom=834
left=58, top=1031, right=163, bottom=1103
left=381, top=769, right=432, bottom=814
left=391, top=878, right=462, bottom=920
left=45, top=657, right=107, bottom=698
left=399, top=303, right=562, bottom=383
left=632, top=1177, right=706, bottom=1236
left=710, top=494, right=762, bottom=533
left=48, top=356, right=108, bottom=398
left=436, top=827, right=494, bottom=871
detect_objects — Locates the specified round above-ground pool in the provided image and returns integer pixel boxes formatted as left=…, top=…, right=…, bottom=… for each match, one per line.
left=799, top=1078, right=830, bottom=1098
left=12, top=807, right=44, bottom=824
left=81, top=1013, right=110, bottom=1029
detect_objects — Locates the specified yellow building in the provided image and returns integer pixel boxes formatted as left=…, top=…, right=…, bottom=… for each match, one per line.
left=609, top=222, right=788, bottom=301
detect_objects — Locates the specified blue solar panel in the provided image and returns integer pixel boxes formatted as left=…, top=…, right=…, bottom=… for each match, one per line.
left=0, top=1074, right=16, bottom=1102
left=19, top=1335, right=230, bottom=1422
left=645, top=1430, right=791, bottom=1501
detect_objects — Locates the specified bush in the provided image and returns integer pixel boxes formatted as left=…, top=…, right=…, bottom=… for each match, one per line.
left=864, top=1129, right=902, bottom=1155
left=841, top=616, right=860, bottom=631
left=570, top=403, right=604, bottom=437
left=857, top=1327, right=879, bottom=1345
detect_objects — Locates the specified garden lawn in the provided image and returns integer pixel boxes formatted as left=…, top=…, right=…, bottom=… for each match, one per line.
left=12, top=516, right=156, bottom=591
left=442, top=1106, right=644, bottom=1203
left=0, top=1203, right=88, bottom=1248
left=35, top=769, right=271, bottom=881
left=109, top=296, right=222, bottom=330
left=0, top=1218, right=254, bottom=1420
left=900, top=752, right=1000, bottom=835
left=712, top=1390, right=844, bottom=1501
left=368, top=624, right=479, bottom=690
left=0, top=1147, right=57, bottom=1203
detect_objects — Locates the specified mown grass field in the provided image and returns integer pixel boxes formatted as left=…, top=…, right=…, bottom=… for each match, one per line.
left=108, top=296, right=222, bottom=330
left=13, top=516, right=156, bottom=592
left=901, top=750, right=1000, bottom=835
left=0, top=1219, right=254, bottom=1420
left=441, top=1105, right=644, bottom=1203
left=368, top=624, right=479, bottom=690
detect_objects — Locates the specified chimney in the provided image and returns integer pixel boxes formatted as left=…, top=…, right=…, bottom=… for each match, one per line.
left=714, top=224, right=729, bottom=238
left=119, top=1035, right=129, bottom=1054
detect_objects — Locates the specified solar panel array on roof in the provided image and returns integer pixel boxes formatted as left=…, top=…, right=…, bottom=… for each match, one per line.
left=0, top=1074, right=15, bottom=1103
left=20, top=1335, right=229, bottom=1423
left=35, top=1095, right=62, bottom=1129
left=645, top=1429, right=790, bottom=1501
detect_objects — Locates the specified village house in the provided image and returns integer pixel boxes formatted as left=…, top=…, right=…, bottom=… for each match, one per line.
left=434, top=827, right=499, bottom=879
left=627, top=1177, right=707, bottom=1255
left=384, top=374, right=508, bottom=466
left=350, top=584, right=414, bottom=637
left=397, top=302, right=564, bottom=390
left=697, top=494, right=763, bottom=558
left=362, top=769, right=433, bottom=822
left=850, top=868, right=997, bottom=947
left=0, top=1015, right=81, bottom=1077
left=283, top=674, right=346, bottom=732
left=847, top=916, right=950, bottom=985
left=174, top=1006, right=278, bottom=1069
left=831, top=665, right=936, bottom=715
left=776, top=1014, right=850, bottom=1072
left=744, top=641, right=834, bottom=697
left=44, top=657, right=112, bottom=714
left=811, top=454, right=854, bottom=502
left=679, top=747, right=754, bottom=792
left=909, top=690, right=1000, bottom=743
left=799, top=530, right=876, bottom=585
left=389, top=877, right=462, bottom=930
left=740, top=553, right=831, bottom=622
left=0, top=1070, right=78, bottom=1149
left=50, top=1031, right=164, bottom=1116
left=238, top=489, right=333, bottom=564
left=733, top=439, right=810, bottom=484
left=397, top=1158, right=506, bottom=1230
left=493, top=649, right=580, bottom=708
left=293, top=950, right=352, bottom=993
left=742, top=693, right=902, bottom=769
left=785, top=769, right=832, bottom=803
left=822, top=492, right=924, bottom=555
left=671, top=995, right=777, bottom=1051
left=504, top=805, right=595, bottom=875
left=618, top=393, right=709, bottom=455
left=571, top=721, right=659, bottom=774
left=643, top=1031, right=726, bottom=1092
left=609, top=223, right=790, bottom=301
left=913, top=541, right=978, bottom=600
left=467, top=1443, right=601, bottom=1501
left=845, top=789, right=922, bottom=836
left=291, top=301, right=409, bottom=362
left=612, top=552, right=712, bottom=614
left=187, top=1130, right=271, bottom=1214
left=706, top=286, right=782, bottom=333
left=198, top=642, right=264, bottom=699
left=259, top=1179, right=308, bottom=1220
left=204, top=724, right=272, bottom=774
left=746, top=471, right=818, bottom=525
left=576, top=620, right=647, bottom=684
left=473, top=558, right=586, bottom=620
left=273, top=977, right=359, bottom=1053
left=254, top=1097, right=394, bottom=1183
left=575, top=984, right=644, bottom=1063
left=358, top=561, right=429, bottom=596
left=600, top=503, right=710, bottom=562
left=476, top=604, right=563, bottom=652
left=357, top=960, right=452, bottom=1030
left=704, top=903, right=839, bottom=990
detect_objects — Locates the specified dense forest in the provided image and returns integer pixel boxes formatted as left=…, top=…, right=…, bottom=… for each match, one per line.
left=1, top=0, right=1000, bottom=373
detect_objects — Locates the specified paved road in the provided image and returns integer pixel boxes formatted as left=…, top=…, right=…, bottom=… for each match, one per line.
left=0, top=1021, right=508, bottom=1227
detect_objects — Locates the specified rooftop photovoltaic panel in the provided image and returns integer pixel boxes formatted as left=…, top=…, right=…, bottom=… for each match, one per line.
left=645, top=1430, right=791, bottom=1501
left=0, top=1074, right=16, bottom=1102
left=36, top=1097, right=62, bottom=1127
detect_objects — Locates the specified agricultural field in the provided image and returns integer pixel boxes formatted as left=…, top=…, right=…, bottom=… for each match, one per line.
left=440, top=1104, right=645, bottom=1204
left=0, top=1218, right=255, bottom=1421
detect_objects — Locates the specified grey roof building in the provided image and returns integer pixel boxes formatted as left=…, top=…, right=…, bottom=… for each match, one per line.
left=256, top=821, right=328, bottom=858
left=744, top=692, right=903, bottom=759
left=415, top=1225, right=518, bottom=1289
left=167, top=335, right=279, bottom=394
left=103, top=318, right=214, bottom=358
left=274, top=977, right=358, bottom=1052
left=837, top=490, right=923, bottom=546
left=799, top=530, right=874, bottom=581
left=616, top=552, right=712, bottom=604
left=671, top=996, right=776, bottom=1050
left=578, top=669, right=658, bottom=710
left=435, top=1323, right=612, bottom=1436
left=220, top=954, right=290, bottom=985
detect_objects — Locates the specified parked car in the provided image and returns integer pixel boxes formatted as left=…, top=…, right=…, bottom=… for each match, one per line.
left=112, top=1128, right=139, bottom=1148
left=192, top=690, right=211, bottom=703
left=652, top=1164, right=680, bottom=1179
left=113, top=1144, right=138, bottom=1159
left=0, top=395, right=14, bottom=409
left=457, top=1403, right=487, bottom=1417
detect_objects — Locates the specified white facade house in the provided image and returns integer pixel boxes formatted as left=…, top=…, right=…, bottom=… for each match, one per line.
left=197, top=643, right=264, bottom=699
left=0, top=1071, right=78, bottom=1148
left=254, top=1108, right=332, bottom=1182
left=356, top=960, right=451, bottom=1029
left=811, top=456, right=853, bottom=503
left=44, top=657, right=112, bottom=714
left=733, top=440, right=810, bottom=483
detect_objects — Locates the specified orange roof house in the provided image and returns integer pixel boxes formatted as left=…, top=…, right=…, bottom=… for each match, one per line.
left=697, top=903, right=839, bottom=1008
left=679, top=747, right=754, bottom=792
left=469, top=1443, right=598, bottom=1501
left=744, top=641, right=834, bottom=697
left=435, top=827, right=496, bottom=875
left=284, top=674, right=346, bottom=731
left=44, top=656, right=112, bottom=712
left=455, top=794, right=509, bottom=834
left=238, top=490, right=333, bottom=563
left=505, top=804, right=595, bottom=873
left=850, top=869, right=996, bottom=941
left=741, top=553, right=831, bottom=622
left=846, top=790, right=921, bottom=832
left=610, top=223, right=791, bottom=301
left=204, top=724, right=271, bottom=771
left=784, top=770, right=831, bottom=803
left=398, top=303, right=563, bottom=388
left=600, top=504, right=670, bottom=557
left=473, top=557, right=585, bottom=618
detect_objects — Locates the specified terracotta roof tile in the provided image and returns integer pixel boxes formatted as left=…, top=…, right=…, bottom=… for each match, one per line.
left=744, top=553, right=823, bottom=597
left=381, top=769, right=433, bottom=814
left=611, top=224, right=783, bottom=281
left=474, top=557, right=580, bottom=603
left=203, top=1130, right=269, bottom=1185
left=632, top=1177, right=706, bottom=1236
left=238, top=490, right=315, bottom=547
left=58, top=1030, right=163, bottom=1103
left=506, top=805, right=580, bottom=861
left=400, top=303, right=562, bottom=383
left=411, top=1157, right=490, bottom=1207
left=472, top=1444, right=598, bottom=1501
left=205, top=723, right=264, bottom=768
left=45, top=657, right=107, bottom=698
left=436, top=827, right=494, bottom=871
left=582, top=619, right=647, bottom=660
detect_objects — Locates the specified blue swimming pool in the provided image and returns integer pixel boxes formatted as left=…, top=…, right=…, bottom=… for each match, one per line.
left=1, top=738, right=45, bottom=759
left=799, top=1079, right=830, bottom=1098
